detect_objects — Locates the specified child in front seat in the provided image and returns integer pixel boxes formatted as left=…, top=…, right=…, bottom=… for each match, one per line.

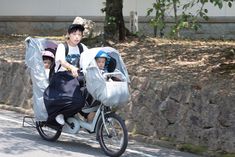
left=95, top=50, right=122, bottom=81
left=83, top=50, right=124, bottom=123
left=83, top=50, right=110, bottom=123
left=95, top=50, right=108, bottom=75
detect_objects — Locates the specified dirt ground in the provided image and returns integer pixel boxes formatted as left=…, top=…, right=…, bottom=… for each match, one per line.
left=0, top=35, right=234, bottom=93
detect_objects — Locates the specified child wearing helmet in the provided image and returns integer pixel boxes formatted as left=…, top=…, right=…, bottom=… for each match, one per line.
left=95, top=50, right=109, bottom=74
left=95, top=50, right=122, bottom=82
left=82, top=50, right=110, bottom=123
left=42, top=49, right=55, bottom=79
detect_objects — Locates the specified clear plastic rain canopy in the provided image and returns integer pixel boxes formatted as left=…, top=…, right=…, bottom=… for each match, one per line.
left=25, top=37, right=57, bottom=121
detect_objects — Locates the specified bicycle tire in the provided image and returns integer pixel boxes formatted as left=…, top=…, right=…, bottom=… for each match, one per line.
left=96, top=113, right=128, bottom=157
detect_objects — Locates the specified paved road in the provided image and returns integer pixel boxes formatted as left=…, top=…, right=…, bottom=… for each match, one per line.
left=0, top=109, right=201, bottom=157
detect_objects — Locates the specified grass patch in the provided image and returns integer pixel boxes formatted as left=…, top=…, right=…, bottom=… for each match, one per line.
left=220, top=153, right=235, bottom=157
left=159, top=136, right=175, bottom=142
left=177, top=143, right=207, bottom=155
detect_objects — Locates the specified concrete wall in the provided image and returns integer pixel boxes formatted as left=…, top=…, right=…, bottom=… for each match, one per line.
left=0, top=0, right=235, bottom=39
left=0, top=0, right=156, bottom=16
left=0, top=15, right=235, bottom=39
left=0, top=0, right=234, bottom=17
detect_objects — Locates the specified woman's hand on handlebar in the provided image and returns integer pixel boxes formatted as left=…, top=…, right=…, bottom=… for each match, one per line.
left=70, top=66, right=79, bottom=77
left=59, top=60, right=79, bottom=77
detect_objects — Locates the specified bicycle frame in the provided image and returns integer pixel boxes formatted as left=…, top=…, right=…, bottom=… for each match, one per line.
left=63, top=104, right=112, bottom=134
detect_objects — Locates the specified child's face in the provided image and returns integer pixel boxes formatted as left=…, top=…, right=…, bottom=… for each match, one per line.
left=43, top=59, right=52, bottom=69
left=96, top=57, right=106, bottom=70
left=68, top=31, right=83, bottom=46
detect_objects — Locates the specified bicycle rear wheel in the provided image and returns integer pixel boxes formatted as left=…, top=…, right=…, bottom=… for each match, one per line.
left=96, top=113, right=128, bottom=157
left=36, top=121, right=62, bottom=141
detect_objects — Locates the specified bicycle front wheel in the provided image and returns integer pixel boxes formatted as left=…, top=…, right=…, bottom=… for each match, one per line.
left=96, top=113, right=128, bottom=157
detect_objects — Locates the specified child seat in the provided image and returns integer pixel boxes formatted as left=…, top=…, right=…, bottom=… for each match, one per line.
left=80, top=47, right=130, bottom=107
left=25, top=37, right=57, bottom=121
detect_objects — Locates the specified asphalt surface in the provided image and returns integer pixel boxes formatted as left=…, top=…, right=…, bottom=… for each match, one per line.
left=0, top=109, right=201, bottom=157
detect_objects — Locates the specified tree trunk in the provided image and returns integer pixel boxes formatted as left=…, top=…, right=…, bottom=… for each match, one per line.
left=173, top=0, right=179, bottom=37
left=104, top=0, right=126, bottom=41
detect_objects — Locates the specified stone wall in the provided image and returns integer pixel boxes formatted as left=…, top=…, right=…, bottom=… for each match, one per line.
left=0, top=59, right=234, bottom=154
left=0, top=59, right=32, bottom=109
left=123, top=76, right=235, bottom=153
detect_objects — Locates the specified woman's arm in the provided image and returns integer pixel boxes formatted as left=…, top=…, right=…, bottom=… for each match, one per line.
left=55, top=43, right=79, bottom=77
left=60, top=60, right=79, bottom=77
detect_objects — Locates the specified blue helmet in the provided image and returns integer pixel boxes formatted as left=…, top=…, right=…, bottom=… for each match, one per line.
left=95, top=50, right=110, bottom=59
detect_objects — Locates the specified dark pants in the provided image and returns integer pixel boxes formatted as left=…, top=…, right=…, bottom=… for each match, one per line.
left=44, top=71, right=85, bottom=122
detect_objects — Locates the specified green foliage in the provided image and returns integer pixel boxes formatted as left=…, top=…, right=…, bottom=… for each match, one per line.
left=102, top=1, right=118, bottom=38
left=178, top=143, right=208, bottom=155
left=107, top=16, right=116, bottom=26
left=221, top=154, right=235, bottom=157
left=170, top=12, right=200, bottom=36
left=147, top=0, right=234, bottom=38
left=147, top=0, right=172, bottom=37
left=159, top=136, right=175, bottom=142
left=101, top=0, right=126, bottom=41
left=147, top=0, right=181, bottom=37
left=101, top=1, right=116, bottom=26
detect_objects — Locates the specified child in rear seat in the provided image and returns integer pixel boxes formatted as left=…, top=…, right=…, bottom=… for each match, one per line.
left=42, top=49, right=55, bottom=79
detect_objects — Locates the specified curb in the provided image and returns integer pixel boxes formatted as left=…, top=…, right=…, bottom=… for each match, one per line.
left=0, top=104, right=34, bottom=116
left=128, top=133, right=176, bottom=149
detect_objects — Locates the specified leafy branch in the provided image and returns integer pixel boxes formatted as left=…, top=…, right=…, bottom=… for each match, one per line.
left=147, top=0, right=234, bottom=38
